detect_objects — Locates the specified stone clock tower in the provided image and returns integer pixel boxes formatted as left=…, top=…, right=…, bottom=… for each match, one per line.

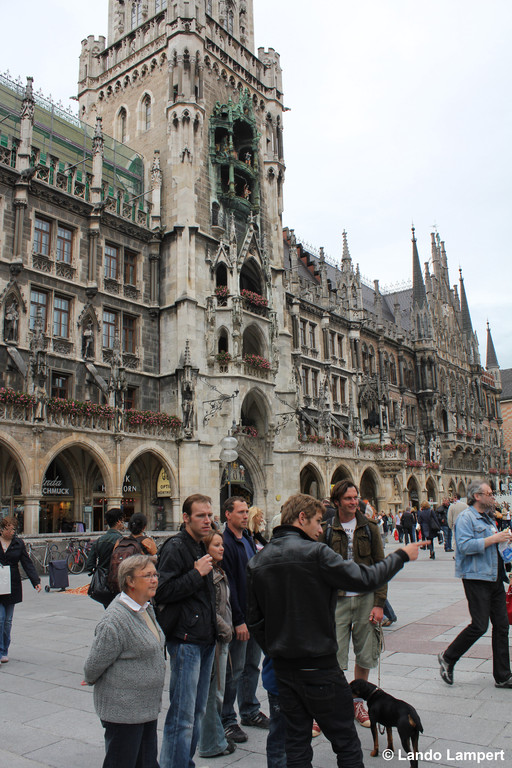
left=78, top=1, right=294, bottom=509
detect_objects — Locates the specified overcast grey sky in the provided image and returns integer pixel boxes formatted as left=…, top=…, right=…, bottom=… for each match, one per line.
left=2, top=1, right=511, bottom=367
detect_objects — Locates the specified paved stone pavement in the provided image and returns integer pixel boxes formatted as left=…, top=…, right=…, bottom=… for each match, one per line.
left=2, top=541, right=512, bottom=768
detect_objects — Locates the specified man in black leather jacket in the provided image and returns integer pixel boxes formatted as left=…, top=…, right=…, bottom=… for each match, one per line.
left=156, top=494, right=217, bottom=768
left=247, top=493, right=424, bottom=768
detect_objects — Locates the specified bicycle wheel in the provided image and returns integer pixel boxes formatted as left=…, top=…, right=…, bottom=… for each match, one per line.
left=67, top=551, right=86, bottom=575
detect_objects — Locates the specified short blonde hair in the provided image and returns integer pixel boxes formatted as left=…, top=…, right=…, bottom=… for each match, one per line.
left=118, top=555, right=157, bottom=592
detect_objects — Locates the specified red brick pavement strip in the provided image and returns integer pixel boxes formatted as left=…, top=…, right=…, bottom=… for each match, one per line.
left=383, top=599, right=493, bottom=659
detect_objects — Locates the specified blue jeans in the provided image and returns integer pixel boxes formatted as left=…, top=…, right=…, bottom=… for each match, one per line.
left=267, top=691, right=286, bottom=768
left=160, top=641, right=215, bottom=768
left=101, top=720, right=159, bottom=768
left=383, top=599, right=397, bottom=622
left=0, top=602, right=14, bottom=657
left=199, top=642, right=229, bottom=757
left=441, top=525, right=452, bottom=550
left=222, top=634, right=262, bottom=727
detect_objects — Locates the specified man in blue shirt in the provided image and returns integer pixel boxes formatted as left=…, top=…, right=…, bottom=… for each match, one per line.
left=438, top=481, right=512, bottom=687
left=221, top=496, right=268, bottom=743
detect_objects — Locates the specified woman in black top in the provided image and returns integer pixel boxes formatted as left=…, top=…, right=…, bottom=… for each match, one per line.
left=0, top=517, right=41, bottom=662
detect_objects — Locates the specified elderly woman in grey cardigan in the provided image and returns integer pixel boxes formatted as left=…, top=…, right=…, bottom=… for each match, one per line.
left=84, top=555, right=165, bottom=768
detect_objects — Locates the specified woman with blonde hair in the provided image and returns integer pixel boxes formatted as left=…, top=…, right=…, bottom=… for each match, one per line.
left=247, top=506, right=267, bottom=551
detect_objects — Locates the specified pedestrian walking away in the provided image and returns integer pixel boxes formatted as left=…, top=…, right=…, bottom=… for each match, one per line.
left=438, top=481, right=512, bottom=688
left=85, top=508, right=125, bottom=608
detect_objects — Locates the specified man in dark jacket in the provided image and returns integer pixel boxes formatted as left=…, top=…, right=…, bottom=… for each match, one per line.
left=401, top=508, right=416, bottom=544
left=85, top=507, right=124, bottom=607
left=156, top=494, right=217, bottom=768
left=247, top=493, right=424, bottom=768
left=221, top=496, right=268, bottom=744
left=436, top=498, right=453, bottom=551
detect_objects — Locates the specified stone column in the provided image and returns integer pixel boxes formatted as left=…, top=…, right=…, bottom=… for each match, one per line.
left=24, top=497, right=41, bottom=535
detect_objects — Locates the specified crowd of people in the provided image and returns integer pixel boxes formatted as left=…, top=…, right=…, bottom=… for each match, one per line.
left=2, top=480, right=511, bottom=768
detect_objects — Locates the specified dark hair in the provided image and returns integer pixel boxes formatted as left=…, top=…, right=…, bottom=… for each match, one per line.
left=331, top=480, right=358, bottom=506
left=281, top=494, right=324, bottom=525
left=106, top=508, right=124, bottom=527
left=183, top=494, right=212, bottom=517
left=128, top=512, right=147, bottom=536
left=222, top=495, right=247, bottom=515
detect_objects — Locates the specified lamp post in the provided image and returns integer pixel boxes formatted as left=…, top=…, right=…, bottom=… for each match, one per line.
left=220, top=435, right=238, bottom=499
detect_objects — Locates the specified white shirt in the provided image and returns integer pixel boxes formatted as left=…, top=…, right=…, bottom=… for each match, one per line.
left=340, top=517, right=360, bottom=597
left=119, top=591, right=150, bottom=613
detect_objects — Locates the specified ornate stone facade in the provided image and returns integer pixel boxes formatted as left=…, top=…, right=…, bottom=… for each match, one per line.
left=0, top=2, right=506, bottom=533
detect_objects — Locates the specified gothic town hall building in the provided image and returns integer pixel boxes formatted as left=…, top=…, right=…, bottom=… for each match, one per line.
left=0, top=1, right=505, bottom=534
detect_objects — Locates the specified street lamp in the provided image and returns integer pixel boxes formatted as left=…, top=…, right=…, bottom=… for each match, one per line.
left=220, top=435, right=238, bottom=499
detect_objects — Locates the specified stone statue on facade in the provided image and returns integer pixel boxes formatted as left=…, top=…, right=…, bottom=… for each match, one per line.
left=4, top=300, right=19, bottom=344
left=82, top=321, right=94, bottom=359
left=181, top=380, right=195, bottom=435
left=108, top=332, right=127, bottom=410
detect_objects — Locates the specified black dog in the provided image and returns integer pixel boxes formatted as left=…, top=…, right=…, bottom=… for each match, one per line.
left=350, top=679, right=423, bottom=768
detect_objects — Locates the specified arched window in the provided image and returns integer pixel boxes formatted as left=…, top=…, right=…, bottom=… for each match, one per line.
left=118, top=108, right=127, bottom=143
left=131, top=1, right=142, bottom=29
left=390, top=356, right=397, bottom=385
left=142, top=94, right=151, bottom=131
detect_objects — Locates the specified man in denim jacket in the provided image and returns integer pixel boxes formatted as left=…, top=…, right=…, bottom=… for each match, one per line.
left=438, top=480, right=512, bottom=688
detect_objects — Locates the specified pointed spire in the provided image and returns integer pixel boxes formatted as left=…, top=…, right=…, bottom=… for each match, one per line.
left=341, top=230, right=352, bottom=270
left=486, top=322, right=499, bottom=370
left=459, top=269, right=473, bottom=334
left=412, top=227, right=426, bottom=306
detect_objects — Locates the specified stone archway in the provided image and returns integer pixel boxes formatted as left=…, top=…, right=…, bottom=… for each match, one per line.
left=331, top=464, right=353, bottom=491
left=300, top=463, right=324, bottom=499
left=407, top=475, right=420, bottom=509
left=360, top=467, right=379, bottom=510
left=0, top=443, right=26, bottom=532
left=426, top=476, right=437, bottom=505
left=123, top=451, right=178, bottom=531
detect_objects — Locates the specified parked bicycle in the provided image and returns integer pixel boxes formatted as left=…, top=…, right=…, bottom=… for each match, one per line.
left=25, top=540, right=61, bottom=574
left=63, top=539, right=92, bottom=574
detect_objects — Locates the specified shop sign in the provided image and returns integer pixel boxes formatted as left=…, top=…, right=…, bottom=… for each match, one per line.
left=157, top=468, right=171, bottom=498
left=98, top=474, right=139, bottom=495
left=42, top=477, right=70, bottom=496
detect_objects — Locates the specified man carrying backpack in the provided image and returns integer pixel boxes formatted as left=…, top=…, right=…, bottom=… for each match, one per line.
left=86, top=508, right=125, bottom=608
left=319, top=481, right=386, bottom=729
left=107, top=513, right=156, bottom=595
